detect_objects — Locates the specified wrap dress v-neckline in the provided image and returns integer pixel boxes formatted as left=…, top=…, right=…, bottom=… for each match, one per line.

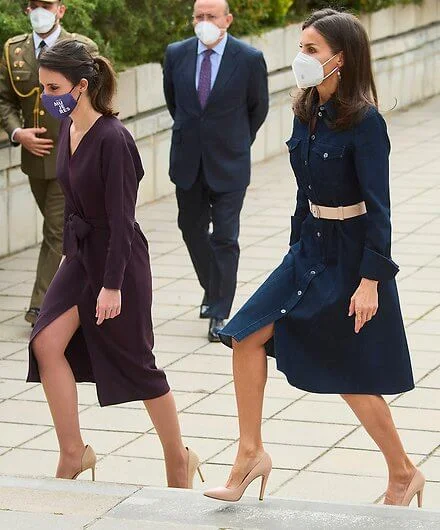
left=68, top=114, right=104, bottom=159
left=27, top=116, right=170, bottom=406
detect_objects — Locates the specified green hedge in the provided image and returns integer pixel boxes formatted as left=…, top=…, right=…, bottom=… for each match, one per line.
left=0, top=0, right=423, bottom=69
left=292, top=0, right=420, bottom=14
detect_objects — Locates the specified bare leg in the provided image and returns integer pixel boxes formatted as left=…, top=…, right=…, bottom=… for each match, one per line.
left=32, top=306, right=85, bottom=478
left=226, top=323, right=274, bottom=488
left=341, top=394, right=416, bottom=502
left=144, top=391, right=188, bottom=488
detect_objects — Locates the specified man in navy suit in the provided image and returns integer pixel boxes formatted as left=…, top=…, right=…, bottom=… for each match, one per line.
left=163, top=0, right=269, bottom=342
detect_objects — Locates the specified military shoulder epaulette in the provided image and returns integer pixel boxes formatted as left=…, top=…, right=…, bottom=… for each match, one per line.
left=71, top=33, right=85, bottom=41
left=6, top=34, right=29, bottom=46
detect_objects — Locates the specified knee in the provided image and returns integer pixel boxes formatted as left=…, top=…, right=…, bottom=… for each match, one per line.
left=177, top=217, right=202, bottom=240
left=232, top=338, right=246, bottom=355
left=32, top=333, right=46, bottom=362
left=232, top=336, right=262, bottom=355
left=32, top=330, right=54, bottom=365
left=211, top=235, right=239, bottom=251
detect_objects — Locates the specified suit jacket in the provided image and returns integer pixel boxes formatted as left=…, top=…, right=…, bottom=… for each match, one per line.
left=0, top=27, right=98, bottom=180
left=163, top=35, right=269, bottom=192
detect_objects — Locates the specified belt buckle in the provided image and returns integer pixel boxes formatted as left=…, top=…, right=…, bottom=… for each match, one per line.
left=311, top=204, right=320, bottom=219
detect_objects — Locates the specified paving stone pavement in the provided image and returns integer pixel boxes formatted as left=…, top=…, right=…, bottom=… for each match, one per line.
left=1, top=476, right=439, bottom=529
left=0, top=96, right=439, bottom=513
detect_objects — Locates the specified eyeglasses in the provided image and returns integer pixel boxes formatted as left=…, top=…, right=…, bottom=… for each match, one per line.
left=193, top=14, right=223, bottom=22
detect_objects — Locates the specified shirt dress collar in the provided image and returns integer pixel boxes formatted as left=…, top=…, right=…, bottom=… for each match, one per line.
left=317, top=99, right=337, bottom=122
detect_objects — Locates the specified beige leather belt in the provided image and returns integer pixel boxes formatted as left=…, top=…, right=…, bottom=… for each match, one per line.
left=309, top=201, right=367, bottom=220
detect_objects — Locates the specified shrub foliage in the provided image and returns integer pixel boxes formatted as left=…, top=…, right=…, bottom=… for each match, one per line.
left=0, top=0, right=422, bottom=68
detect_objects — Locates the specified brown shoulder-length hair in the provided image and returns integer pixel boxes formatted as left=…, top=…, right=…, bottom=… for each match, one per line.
left=39, top=39, right=118, bottom=117
left=293, top=8, right=377, bottom=130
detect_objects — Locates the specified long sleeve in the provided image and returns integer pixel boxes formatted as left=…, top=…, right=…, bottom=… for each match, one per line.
left=247, top=51, right=269, bottom=144
left=354, top=109, right=399, bottom=281
left=289, top=186, right=309, bottom=246
left=102, top=129, right=141, bottom=289
left=163, top=46, right=176, bottom=119
left=0, top=47, right=22, bottom=140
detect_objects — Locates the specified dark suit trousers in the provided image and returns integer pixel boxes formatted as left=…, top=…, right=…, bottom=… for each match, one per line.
left=176, top=166, right=246, bottom=319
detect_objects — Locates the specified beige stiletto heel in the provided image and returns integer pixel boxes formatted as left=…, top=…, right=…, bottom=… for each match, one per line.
left=71, top=445, right=97, bottom=481
left=384, top=469, right=425, bottom=507
left=187, top=447, right=205, bottom=489
left=417, top=488, right=423, bottom=508
left=259, top=471, right=270, bottom=501
left=204, top=452, right=272, bottom=502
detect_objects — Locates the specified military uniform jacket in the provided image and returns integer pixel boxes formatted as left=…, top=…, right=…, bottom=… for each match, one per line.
left=0, top=27, right=98, bottom=179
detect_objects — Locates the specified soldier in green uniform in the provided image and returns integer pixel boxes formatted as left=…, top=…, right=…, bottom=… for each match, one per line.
left=0, top=0, right=98, bottom=325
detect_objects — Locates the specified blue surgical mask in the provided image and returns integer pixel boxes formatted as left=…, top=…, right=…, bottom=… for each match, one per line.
left=41, top=86, right=81, bottom=120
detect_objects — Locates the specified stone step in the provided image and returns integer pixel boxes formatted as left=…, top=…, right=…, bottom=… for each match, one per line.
left=0, top=475, right=439, bottom=529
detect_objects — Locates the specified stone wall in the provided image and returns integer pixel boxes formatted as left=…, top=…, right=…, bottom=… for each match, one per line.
left=0, top=0, right=439, bottom=257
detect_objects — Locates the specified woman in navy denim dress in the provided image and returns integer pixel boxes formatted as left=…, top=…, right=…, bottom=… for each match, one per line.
left=204, top=9, right=425, bottom=507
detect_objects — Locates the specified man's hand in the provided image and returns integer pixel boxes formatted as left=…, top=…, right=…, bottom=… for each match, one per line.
left=14, top=127, right=54, bottom=157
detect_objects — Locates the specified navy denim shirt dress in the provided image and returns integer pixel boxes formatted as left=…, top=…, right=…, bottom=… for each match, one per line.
left=219, top=101, right=414, bottom=395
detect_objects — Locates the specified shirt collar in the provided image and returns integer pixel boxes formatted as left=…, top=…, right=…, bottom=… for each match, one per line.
left=197, top=33, right=228, bottom=57
left=318, top=99, right=337, bottom=121
left=33, top=24, right=62, bottom=52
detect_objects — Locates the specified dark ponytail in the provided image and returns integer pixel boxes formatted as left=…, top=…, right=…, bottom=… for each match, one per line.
left=39, top=39, right=118, bottom=117
left=90, top=56, right=117, bottom=116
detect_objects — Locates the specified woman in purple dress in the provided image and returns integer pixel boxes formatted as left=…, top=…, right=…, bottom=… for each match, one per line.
left=27, top=39, right=203, bottom=487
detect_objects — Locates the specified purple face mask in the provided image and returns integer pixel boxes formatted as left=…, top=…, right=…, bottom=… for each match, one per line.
left=41, top=86, right=81, bottom=120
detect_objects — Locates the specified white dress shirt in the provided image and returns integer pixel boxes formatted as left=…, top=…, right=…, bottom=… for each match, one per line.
left=33, top=24, right=61, bottom=57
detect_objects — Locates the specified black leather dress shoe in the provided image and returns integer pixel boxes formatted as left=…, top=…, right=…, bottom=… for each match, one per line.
left=200, top=294, right=210, bottom=319
left=208, top=318, right=225, bottom=343
left=25, top=307, right=40, bottom=327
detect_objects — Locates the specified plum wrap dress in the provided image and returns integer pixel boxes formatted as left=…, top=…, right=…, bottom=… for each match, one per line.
left=27, top=115, right=170, bottom=406
left=219, top=101, right=414, bottom=395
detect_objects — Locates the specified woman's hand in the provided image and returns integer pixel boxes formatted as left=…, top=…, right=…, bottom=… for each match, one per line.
left=348, top=278, right=379, bottom=334
left=96, top=287, right=121, bottom=325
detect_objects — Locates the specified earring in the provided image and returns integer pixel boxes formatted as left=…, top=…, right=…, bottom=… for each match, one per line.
left=337, top=70, right=342, bottom=80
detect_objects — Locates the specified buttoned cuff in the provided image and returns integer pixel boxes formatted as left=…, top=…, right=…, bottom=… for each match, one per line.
left=359, top=247, right=399, bottom=281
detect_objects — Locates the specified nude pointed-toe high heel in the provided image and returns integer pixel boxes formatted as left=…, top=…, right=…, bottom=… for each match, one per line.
left=71, top=444, right=97, bottom=481
left=384, top=469, right=425, bottom=507
left=187, top=447, right=205, bottom=489
left=204, top=452, right=272, bottom=502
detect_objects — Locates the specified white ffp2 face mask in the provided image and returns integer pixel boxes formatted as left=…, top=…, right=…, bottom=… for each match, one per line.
left=194, top=21, right=223, bottom=46
left=29, top=7, right=57, bottom=34
left=292, top=52, right=339, bottom=89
